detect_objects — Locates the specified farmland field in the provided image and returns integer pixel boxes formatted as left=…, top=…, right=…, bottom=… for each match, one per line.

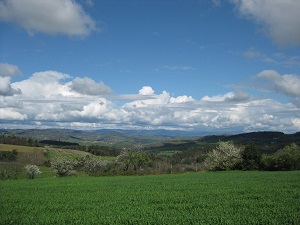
left=1, top=171, right=300, bottom=224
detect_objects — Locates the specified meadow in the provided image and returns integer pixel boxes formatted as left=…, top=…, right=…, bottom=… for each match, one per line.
left=1, top=171, right=300, bottom=224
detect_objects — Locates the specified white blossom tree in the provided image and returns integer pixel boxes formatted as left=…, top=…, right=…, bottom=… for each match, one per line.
left=50, top=157, right=76, bottom=176
left=24, top=164, right=42, bottom=179
left=204, top=142, right=243, bottom=171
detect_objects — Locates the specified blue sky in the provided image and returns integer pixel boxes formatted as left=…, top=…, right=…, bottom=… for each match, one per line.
left=0, top=0, right=300, bottom=133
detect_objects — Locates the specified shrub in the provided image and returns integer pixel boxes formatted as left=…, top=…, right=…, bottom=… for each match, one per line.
left=261, top=143, right=300, bottom=171
left=0, top=149, right=18, bottom=161
left=83, top=158, right=110, bottom=175
left=204, top=142, right=243, bottom=171
left=24, top=164, right=42, bottom=179
left=50, top=157, right=76, bottom=176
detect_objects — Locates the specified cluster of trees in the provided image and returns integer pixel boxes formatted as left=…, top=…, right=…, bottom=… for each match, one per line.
left=0, top=134, right=39, bottom=147
left=260, top=143, right=300, bottom=171
left=48, top=149, right=152, bottom=177
left=86, top=145, right=120, bottom=157
left=1, top=132, right=300, bottom=180
left=204, top=142, right=300, bottom=171
left=39, top=140, right=79, bottom=147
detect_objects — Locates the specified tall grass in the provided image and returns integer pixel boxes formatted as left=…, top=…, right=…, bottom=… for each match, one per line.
left=1, top=171, right=299, bottom=224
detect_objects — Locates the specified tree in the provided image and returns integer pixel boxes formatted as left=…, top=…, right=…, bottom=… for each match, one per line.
left=260, top=144, right=300, bottom=171
left=24, top=164, right=42, bottom=179
left=117, top=149, right=151, bottom=171
left=240, top=143, right=261, bottom=170
left=275, top=143, right=300, bottom=170
left=83, top=157, right=110, bottom=175
left=204, top=142, right=243, bottom=171
left=50, top=157, right=76, bottom=176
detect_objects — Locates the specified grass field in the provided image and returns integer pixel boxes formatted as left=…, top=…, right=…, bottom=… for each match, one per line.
left=0, top=144, right=91, bottom=157
left=1, top=171, right=299, bottom=224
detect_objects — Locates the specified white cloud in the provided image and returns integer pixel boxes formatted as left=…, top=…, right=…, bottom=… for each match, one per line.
left=0, top=108, right=27, bottom=120
left=256, top=70, right=300, bottom=97
left=170, top=95, right=195, bottom=103
left=70, top=77, right=112, bottom=96
left=231, top=0, right=300, bottom=46
left=202, top=92, right=233, bottom=102
left=0, top=97, right=22, bottom=108
left=12, top=70, right=72, bottom=98
left=0, top=0, right=97, bottom=36
left=292, top=118, right=300, bottom=129
left=1, top=69, right=300, bottom=133
left=0, top=63, right=22, bottom=96
left=139, top=86, right=155, bottom=95
left=201, top=90, right=249, bottom=102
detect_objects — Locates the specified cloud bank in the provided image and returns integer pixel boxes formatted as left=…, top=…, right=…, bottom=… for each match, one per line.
left=1, top=66, right=300, bottom=133
left=231, top=0, right=300, bottom=46
left=0, top=0, right=97, bottom=36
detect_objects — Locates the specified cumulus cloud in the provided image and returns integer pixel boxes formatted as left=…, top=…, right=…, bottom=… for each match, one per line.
left=0, top=63, right=22, bottom=96
left=0, top=0, right=97, bottom=36
left=231, top=0, right=300, bottom=46
left=170, top=95, right=195, bottom=103
left=13, top=70, right=72, bottom=98
left=0, top=108, right=27, bottom=120
left=70, top=77, right=112, bottom=96
left=1, top=69, right=300, bottom=133
left=139, top=86, right=155, bottom=95
left=256, top=70, right=300, bottom=97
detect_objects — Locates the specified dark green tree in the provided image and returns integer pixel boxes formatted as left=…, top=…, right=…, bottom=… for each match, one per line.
left=241, top=143, right=261, bottom=170
left=275, top=143, right=300, bottom=170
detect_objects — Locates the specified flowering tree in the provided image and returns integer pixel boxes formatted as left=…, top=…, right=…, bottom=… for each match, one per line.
left=117, top=149, right=151, bottom=171
left=24, top=164, right=42, bottom=179
left=204, top=142, right=243, bottom=171
left=84, top=158, right=110, bottom=175
left=50, top=157, right=76, bottom=176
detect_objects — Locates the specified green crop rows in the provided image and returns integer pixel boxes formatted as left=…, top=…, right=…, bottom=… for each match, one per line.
left=1, top=171, right=300, bottom=224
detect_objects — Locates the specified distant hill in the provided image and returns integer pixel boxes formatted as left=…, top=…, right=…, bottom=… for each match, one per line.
left=145, top=131, right=300, bottom=154
left=1, top=129, right=299, bottom=154
left=0, top=128, right=197, bottom=148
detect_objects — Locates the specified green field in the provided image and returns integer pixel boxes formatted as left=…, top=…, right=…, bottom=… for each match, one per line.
left=1, top=171, right=300, bottom=224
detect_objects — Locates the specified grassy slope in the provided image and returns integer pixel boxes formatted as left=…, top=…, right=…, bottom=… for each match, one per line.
left=0, top=144, right=115, bottom=179
left=1, top=171, right=299, bottom=224
left=0, top=144, right=91, bottom=157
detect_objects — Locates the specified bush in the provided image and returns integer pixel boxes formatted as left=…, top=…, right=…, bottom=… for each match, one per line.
left=204, top=142, right=243, bottom=171
left=260, top=143, right=300, bottom=171
left=0, top=163, right=23, bottom=180
left=50, top=157, right=76, bottom=176
left=83, top=158, right=110, bottom=175
left=24, top=164, right=42, bottom=179
left=0, top=149, right=18, bottom=161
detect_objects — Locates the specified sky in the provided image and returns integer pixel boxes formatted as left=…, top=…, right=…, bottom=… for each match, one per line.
left=0, top=0, right=300, bottom=133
